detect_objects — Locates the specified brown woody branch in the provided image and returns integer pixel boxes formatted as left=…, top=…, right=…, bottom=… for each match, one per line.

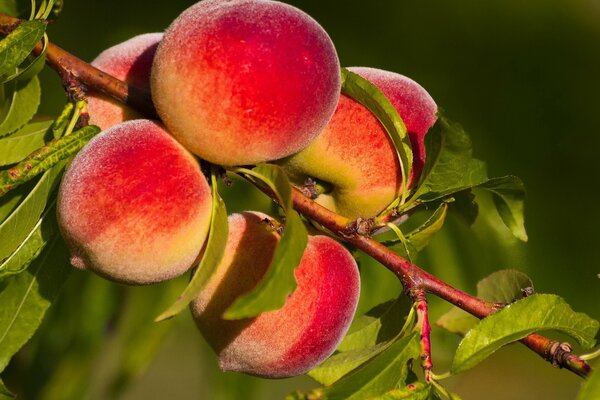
left=0, top=13, right=591, bottom=378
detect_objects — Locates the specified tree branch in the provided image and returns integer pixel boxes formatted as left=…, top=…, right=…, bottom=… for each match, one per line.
left=0, top=13, right=591, bottom=378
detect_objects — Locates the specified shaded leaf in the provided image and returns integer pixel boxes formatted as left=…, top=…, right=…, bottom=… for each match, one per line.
left=452, top=294, right=600, bottom=373
left=0, top=179, right=30, bottom=224
left=0, top=378, right=13, bottom=400
left=0, top=162, right=64, bottom=263
left=0, top=125, right=100, bottom=196
left=0, top=201, right=57, bottom=280
left=0, top=0, right=31, bottom=18
left=0, top=235, right=70, bottom=373
left=0, top=20, right=45, bottom=78
left=155, top=172, right=228, bottom=321
left=477, top=176, right=527, bottom=241
left=341, top=68, right=412, bottom=203
left=438, top=269, right=534, bottom=335
left=411, top=115, right=487, bottom=203
left=0, top=76, right=40, bottom=137
left=577, top=367, right=600, bottom=400
left=0, top=120, right=52, bottom=166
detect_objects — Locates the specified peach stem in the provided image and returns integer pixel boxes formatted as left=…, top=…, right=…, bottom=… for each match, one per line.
left=0, top=12, right=590, bottom=378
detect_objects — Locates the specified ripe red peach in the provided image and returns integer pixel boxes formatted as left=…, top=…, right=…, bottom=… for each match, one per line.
left=87, top=33, right=163, bottom=130
left=57, top=119, right=212, bottom=285
left=151, top=0, right=341, bottom=166
left=280, top=67, right=438, bottom=219
left=190, top=212, right=360, bottom=378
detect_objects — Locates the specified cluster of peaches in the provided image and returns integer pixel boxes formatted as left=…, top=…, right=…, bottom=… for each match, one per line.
left=56, top=0, right=437, bottom=378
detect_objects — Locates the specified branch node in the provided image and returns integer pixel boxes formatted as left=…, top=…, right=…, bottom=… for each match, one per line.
left=343, top=217, right=376, bottom=237
left=549, top=341, right=573, bottom=369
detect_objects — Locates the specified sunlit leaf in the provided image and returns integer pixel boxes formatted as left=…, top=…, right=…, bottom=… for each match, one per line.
left=373, top=381, right=432, bottom=400
left=0, top=162, right=64, bottom=263
left=0, top=236, right=70, bottom=373
left=0, top=76, right=40, bottom=137
left=155, top=172, right=228, bottom=321
left=0, top=201, right=57, bottom=280
left=452, top=294, right=600, bottom=373
left=0, top=125, right=100, bottom=196
left=319, top=333, right=420, bottom=400
left=0, top=120, right=52, bottom=166
left=224, top=210, right=307, bottom=319
left=341, top=68, right=412, bottom=203
left=577, top=367, right=600, bottom=400
left=0, top=20, right=45, bottom=78
left=438, top=269, right=534, bottom=335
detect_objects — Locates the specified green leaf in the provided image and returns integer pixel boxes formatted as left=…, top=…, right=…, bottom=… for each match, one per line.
left=373, top=382, right=432, bottom=400
left=0, top=162, right=64, bottom=263
left=0, top=120, right=52, bottom=166
left=155, top=172, right=228, bottom=321
left=577, top=367, right=600, bottom=400
left=0, top=179, right=30, bottom=224
left=452, top=294, right=600, bottom=373
left=0, top=378, right=13, bottom=400
left=438, top=269, right=534, bottom=335
left=0, top=201, right=57, bottom=280
left=223, top=210, right=308, bottom=319
left=341, top=68, right=412, bottom=203
left=309, top=298, right=415, bottom=386
left=320, top=333, right=420, bottom=400
left=411, top=115, right=487, bottom=203
left=0, top=76, right=40, bottom=137
left=338, top=297, right=413, bottom=352
left=383, top=202, right=449, bottom=252
left=0, top=20, right=45, bottom=78
left=0, top=235, right=71, bottom=373
left=224, top=164, right=308, bottom=319
left=0, top=124, right=100, bottom=196
left=477, top=176, right=527, bottom=241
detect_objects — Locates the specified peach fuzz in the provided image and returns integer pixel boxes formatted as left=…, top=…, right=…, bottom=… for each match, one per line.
left=280, top=67, right=438, bottom=219
left=87, top=33, right=163, bottom=130
left=57, top=120, right=212, bottom=285
left=190, top=212, right=360, bottom=378
left=151, top=0, right=341, bottom=166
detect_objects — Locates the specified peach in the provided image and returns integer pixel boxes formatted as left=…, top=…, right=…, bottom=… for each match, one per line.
left=87, top=33, right=163, bottom=130
left=151, top=0, right=341, bottom=166
left=190, top=212, right=360, bottom=378
left=57, top=119, right=212, bottom=285
left=280, top=67, right=438, bottom=219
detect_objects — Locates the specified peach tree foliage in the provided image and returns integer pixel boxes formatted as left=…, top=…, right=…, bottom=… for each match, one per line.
left=0, top=1, right=598, bottom=399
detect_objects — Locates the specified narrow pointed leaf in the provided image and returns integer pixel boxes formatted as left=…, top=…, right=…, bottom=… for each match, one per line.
left=0, top=202, right=57, bottom=280
left=438, top=269, right=533, bottom=335
left=341, top=68, right=412, bottom=202
left=0, top=236, right=70, bottom=373
left=577, top=368, right=600, bottom=400
left=0, top=125, right=100, bottom=196
left=155, top=173, right=228, bottom=321
left=0, top=162, right=64, bottom=263
left=0, top=120, right=52, bottom=166
left=374, top=381, right=432, bottom=400
left=0, top=20, right=45, bottom=78
left=223, top=210, right=307, bottom=319
left=0, top=76, right=40, bottom=137
left=338, top=297, right=412, bottom=352
left=321, top=333, right=420, bottom=400
left=0, top=379, right=13, bottom=400
left=411, top=115, right=487, bottom=202
left=477, top=176, right=527, bottom=241
left=452, top=294, right=600, bottom=373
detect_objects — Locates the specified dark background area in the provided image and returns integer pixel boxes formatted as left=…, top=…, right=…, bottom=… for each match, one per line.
left=25, top=0, right=600, bottom=398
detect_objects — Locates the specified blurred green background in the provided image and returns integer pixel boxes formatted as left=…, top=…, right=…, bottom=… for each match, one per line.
left=6, top=0, right=599, bottom=399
